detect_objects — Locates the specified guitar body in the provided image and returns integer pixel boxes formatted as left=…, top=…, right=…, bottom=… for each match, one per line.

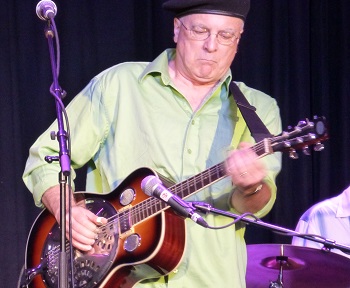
left=24, top=168, right=186, bottom=288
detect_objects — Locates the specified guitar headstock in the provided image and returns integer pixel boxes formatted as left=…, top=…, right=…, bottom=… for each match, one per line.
left=271, top=116, right=329, bottom=159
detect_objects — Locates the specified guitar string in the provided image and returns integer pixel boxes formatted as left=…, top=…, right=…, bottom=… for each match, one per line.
left=94, top=140, right=269, bottom=229
left=99, top=141, right=268, bottom=227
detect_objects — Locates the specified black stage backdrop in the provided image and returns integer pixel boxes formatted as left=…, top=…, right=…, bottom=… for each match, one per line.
left=1, top=0, right=349, bottom=286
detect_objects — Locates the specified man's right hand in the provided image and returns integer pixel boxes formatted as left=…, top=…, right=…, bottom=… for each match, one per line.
left=42, top=185, right=107, bottom=251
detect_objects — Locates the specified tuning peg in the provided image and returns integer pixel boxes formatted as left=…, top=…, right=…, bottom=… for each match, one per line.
left=313, top=142, right=325, bottom=152
left=289, top=149, right=299, bottom=159
left=308, top=133, right=316, bottom=140
left=303, top=146, right=311, bottom=155
left=296, top=137, right=304, bottom=143
left=297, top=120, right=307, bottom=127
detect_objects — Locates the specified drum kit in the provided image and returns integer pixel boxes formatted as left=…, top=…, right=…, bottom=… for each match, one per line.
left=246, top=244, right=350, bottom=288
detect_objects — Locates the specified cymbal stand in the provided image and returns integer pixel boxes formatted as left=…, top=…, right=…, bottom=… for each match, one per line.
left=269, top=245, right=286, bottom=288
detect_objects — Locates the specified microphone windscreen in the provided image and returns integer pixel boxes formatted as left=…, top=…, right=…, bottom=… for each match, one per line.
left=141, top=175, right=160, bottom=196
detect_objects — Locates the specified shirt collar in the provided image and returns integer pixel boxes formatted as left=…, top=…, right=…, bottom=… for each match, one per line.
left=336, top=186, right=350, bottom=217
left=139, top=48, right=232, bottom=95
left=139, top=49, right=175, bottom=85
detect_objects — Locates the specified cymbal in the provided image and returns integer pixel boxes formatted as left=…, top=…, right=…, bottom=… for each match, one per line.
left=246, top=244, right=350, bottom=288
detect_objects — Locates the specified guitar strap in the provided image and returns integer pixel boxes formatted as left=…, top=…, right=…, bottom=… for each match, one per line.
left=229, top=81, right=273, bottom=142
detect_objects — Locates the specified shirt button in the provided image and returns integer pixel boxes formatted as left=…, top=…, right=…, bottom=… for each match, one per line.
left=187, top=149, right=192, bottom=154
left=192, top=120, right=195, bottom=125
left=173, top=269, right=178, bottom=274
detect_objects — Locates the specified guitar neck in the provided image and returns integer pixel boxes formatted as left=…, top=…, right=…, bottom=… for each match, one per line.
left=171, top=138, right=272, bottom=198
left=130, top=138, right=272, bottom=224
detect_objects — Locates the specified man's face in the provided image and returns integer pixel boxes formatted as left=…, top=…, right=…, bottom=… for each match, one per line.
left=173, top=13, right=244, bottom=85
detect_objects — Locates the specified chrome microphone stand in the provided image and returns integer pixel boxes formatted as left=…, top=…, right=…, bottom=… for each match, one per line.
left=37, top=2, right=71, bottom=286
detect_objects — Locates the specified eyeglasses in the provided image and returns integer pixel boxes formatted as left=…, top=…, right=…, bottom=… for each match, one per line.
left=177, top=18, right=240, bottom=46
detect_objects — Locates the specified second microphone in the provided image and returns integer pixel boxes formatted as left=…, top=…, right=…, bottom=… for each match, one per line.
left=141, top=175, right=208, bottom=228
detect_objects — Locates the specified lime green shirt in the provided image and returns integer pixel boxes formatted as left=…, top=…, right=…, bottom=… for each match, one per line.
left=23, top=49, right=282, bottom=287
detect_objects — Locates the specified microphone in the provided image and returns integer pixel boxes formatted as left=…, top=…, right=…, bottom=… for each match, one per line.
left=141, top=175, right=208, bottom=228
left=36, top=0, right=57, bottom=21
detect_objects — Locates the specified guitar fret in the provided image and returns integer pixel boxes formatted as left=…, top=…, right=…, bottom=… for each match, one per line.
left=133, top=209, right=139, bottom=225
left=141, top=205, right=146, bottom=220
left=153, top=199, right=159, bottom=214
left=203, top=170, right=212, bottom=185
left=147, top=198, right=154, bottom=216
left=159, top=200, right=167, bottom=210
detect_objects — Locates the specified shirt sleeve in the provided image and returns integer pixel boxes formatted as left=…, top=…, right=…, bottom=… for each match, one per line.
left=22, top=77, right=109, bottom=207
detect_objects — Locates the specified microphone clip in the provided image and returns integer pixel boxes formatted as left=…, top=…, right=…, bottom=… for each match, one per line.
left=190, top=201, right=213, bottom=214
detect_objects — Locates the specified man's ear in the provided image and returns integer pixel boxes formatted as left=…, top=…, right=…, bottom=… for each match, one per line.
left=173, top=18, right=181, bottom=43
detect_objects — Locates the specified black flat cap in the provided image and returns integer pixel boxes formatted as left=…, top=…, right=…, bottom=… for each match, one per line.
left=163, top=0, right=250, bottom=21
